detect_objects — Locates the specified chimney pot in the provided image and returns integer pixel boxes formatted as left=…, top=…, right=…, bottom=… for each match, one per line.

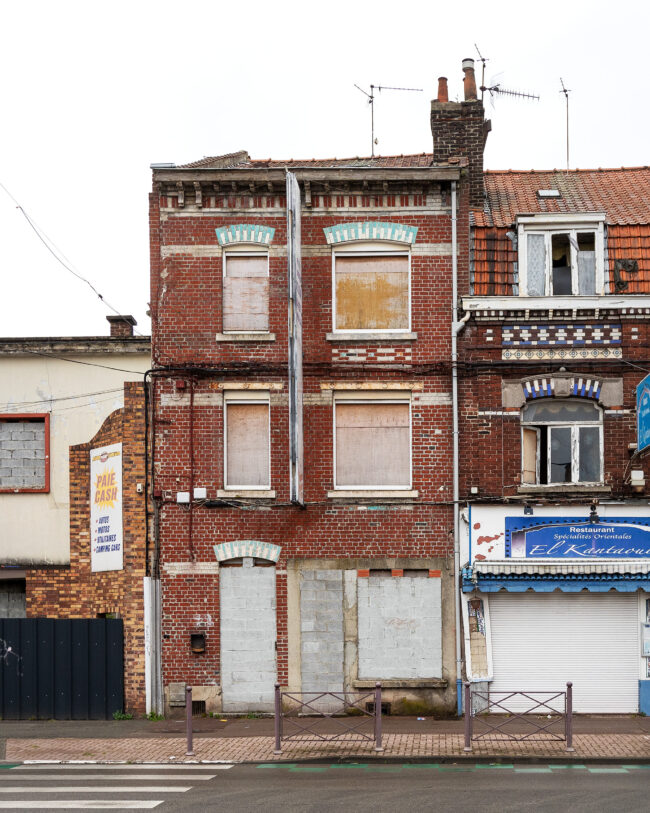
left=106, top=315, right=137, bottom=338
left=462, top=57, right=478, bottom=101
left=436, top=76, right=448, bottom=103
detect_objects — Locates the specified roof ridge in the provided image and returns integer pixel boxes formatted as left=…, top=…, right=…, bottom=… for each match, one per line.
left=485, top=166, right=650, bottom=175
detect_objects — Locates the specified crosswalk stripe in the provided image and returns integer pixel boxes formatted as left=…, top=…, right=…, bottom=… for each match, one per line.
left=0, top=774, right=216, bottom=781
left=0, top=786, right=190, bottom=793
left=18, top=763, right=233, bottom=769
left=0, top=803, right=164, bottom=809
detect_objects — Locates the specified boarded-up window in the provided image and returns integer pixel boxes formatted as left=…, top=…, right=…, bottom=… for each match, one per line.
left=334, top=255, right=409, bottom=331
left=522, top=427, right=538, bottom=484
left=225, top=402, right=270, bottom=487
left=223, top=254, right=269, bottom=332
left=0, top=416, right=49, bottom=492
left=335, top=402, right=410, bottom=487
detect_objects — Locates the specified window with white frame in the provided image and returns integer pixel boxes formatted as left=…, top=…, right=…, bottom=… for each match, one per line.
left=518, top=215, right=605, bottom=297
left=222, top=251, right=269, bottom=332
left=224, top=393, right=270, bottom=489
left=334, top=395, right=411, bottom=489
left=521, top=400, right=602, bottom=485
left=333, top=245, right=410, bottom=332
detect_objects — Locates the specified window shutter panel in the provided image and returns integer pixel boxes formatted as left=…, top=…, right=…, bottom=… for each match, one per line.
left=522, top=427, right=538, bottom=484
left=226, top=403, right=270, bottom=487
left=223, top=256, right=269, bottom=331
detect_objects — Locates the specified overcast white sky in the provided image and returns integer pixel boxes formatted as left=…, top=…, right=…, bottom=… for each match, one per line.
left=1, top=0, right=648, bottom=337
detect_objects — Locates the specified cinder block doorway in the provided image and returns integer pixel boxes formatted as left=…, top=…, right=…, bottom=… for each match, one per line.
left=220, top=559, right=276, bottom=712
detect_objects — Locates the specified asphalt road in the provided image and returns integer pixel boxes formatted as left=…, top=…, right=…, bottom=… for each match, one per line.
left=1, top=762, right=649, bottom=811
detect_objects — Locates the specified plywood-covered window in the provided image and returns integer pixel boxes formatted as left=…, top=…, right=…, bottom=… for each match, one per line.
left=223, top=253, right=269, bottom=332
left=334, top=399, right=411, bottom=488
left=224, top=397, right=270, bottom=488
left=333, top=252, right=409, bottom=332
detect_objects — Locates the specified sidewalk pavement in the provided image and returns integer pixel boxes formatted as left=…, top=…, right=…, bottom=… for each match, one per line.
left=2, top=717, right=650, bottom=764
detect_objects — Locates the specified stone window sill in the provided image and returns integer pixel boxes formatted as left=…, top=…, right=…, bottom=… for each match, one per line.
left=353, top=679, right=447, bottom=689
left=517, top=484, right=611, bottom=495
left=215, top=332, right=276, bottom=342
left=326, top=332, right=417, bottom=342
left=327, top=490, right=418, bottom=501
left=216, top=489, right=276, bottom=499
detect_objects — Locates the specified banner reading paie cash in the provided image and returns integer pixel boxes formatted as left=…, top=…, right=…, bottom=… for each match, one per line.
left=90, top=442, right=123, bottom=572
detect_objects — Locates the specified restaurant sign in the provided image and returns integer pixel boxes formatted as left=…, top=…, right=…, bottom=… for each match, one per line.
left=505, top=516, right=650, bottom=559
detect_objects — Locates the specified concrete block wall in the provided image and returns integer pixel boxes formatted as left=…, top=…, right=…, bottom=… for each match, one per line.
left=0, top=421, right=46, bottom=489
left=358, top=575, right=442, bottom=679
left=300, top=570, right=344, bottom=695
left=220, top=564, right=276, bottom=712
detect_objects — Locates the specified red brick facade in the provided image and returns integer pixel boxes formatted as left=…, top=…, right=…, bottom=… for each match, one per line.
left=149, top=151, right=472, bottom=712
left=25, top=382, right=148, bottom=713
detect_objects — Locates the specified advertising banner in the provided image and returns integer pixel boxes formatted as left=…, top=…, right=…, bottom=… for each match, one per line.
left=90, top=442, right=123, bottom=572
left=505, top=516, right=650, bottom=559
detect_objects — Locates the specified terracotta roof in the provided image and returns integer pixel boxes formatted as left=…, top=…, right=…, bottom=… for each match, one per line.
left=477, top=167, right=650, bottom=228
left=473, top=168, right=650, bottom=296
left=177, top=152, right=452, bottom=170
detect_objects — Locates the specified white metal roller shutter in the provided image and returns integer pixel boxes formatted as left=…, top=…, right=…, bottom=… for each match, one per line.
left=488, top=592, right=639, bottom=713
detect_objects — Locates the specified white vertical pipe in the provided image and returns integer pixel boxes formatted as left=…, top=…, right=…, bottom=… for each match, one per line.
left=451, top=180, right=463, bottom=715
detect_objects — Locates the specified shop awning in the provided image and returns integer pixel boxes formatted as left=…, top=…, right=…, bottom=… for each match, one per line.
left=462, top=561, right=650, bottom=592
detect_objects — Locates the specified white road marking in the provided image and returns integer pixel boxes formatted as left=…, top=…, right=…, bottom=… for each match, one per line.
left=0, top=786, right=190, bottom=793
left=0, top=802, right=163, bottom=809
left=0, top=774, right=216, bottom=781
left=18, top=763, right=233, bottom=769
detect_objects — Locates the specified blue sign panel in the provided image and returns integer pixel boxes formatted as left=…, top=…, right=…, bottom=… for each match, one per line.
left=505, top=516, right=650, bottom=559
left=637, top=374, right=650, bottom=453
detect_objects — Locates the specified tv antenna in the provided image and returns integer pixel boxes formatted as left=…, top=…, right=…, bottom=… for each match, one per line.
left=560, top=77, right=571, bottom=171
left=354, top=83, right=423, bottom=157
left=474, top=43, right=540, bottom=104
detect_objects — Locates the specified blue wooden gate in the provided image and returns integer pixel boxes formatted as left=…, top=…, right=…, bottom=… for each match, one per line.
left=0, top=618, right=124, bottom=719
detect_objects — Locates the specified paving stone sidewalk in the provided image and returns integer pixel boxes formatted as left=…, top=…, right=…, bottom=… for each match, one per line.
left=6, top=732, right=650, bottom=764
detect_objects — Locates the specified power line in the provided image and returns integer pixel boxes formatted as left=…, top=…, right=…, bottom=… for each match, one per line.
left=0, top=387, right=124, bottom=411
left=20, top=348, right=148, bottom=374
left=0, top=180, right=144, bottom=337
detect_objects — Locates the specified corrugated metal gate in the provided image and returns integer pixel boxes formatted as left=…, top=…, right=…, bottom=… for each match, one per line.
left=0, top=618, right=124, bottom=719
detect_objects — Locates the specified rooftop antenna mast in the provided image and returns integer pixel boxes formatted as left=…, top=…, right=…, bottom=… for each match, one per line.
left=560, top=77, right=571, bottom=171
left=474, top=44, right=540, bottom=104
left=475, top=43, right=488, bottom=102
left=354, top=83, right=423, bottom=158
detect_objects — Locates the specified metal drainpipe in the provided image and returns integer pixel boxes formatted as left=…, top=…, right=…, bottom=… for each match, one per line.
left=451, top=180, right=462, bottom=716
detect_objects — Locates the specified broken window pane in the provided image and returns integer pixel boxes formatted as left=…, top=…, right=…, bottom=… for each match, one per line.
left=551, top=233, right=572, bottom=295
left=578, top=426, right=600, bottom=482
left=335, top=255, right=409, bottom=330
left=526, top=234, right=546, bottom=296
left=523, top=400, right=600, bottom=424
left=550, top=426, right=572, bottom=483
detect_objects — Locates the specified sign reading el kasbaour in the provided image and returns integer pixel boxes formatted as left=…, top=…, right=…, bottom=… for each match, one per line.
left=90, top=442, right=123, bottom=572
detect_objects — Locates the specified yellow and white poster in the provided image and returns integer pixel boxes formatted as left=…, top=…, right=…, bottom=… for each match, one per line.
left=90, top=442, right=123, bottom=572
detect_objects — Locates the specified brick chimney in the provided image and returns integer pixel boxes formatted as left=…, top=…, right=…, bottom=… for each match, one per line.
left=430, top=57, right=491, bottom=208
left=107, top=315, right=137, bottom=338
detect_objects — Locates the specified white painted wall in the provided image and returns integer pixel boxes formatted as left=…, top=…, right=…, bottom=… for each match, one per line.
left=0, top=349, right=149, bottom=565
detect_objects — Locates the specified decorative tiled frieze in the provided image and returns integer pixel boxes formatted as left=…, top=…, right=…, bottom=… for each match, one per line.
left=503, top=347, right=622, bottom=360
left=502, top=323, right=622, bottom=347
left=215, top=224, right=275, bottom=245
left=332, top=346, right=412, bottom=364
left=323, top=221, right=418, bottom=245
left=522, top=377, right=601, bottom=401
left=214, top=540, right=281, bottom=563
